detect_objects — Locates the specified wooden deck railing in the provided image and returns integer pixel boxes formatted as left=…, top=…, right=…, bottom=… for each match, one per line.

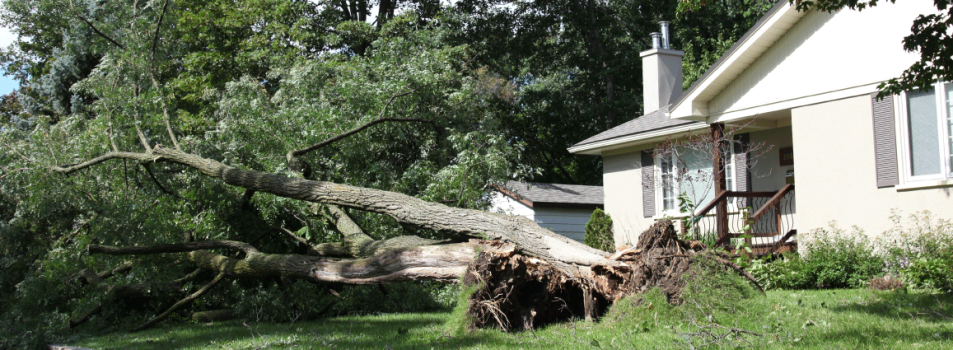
left=682, top=184, right=796, bottom=256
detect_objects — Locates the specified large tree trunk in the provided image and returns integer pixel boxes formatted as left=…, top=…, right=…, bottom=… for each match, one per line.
left=130, top=146, right=616, bottom=274
left=89, top=240, right=483, bottom=284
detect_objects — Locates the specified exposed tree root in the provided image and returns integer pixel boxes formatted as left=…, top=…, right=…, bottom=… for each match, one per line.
left=463, top=220, right=766, bottom=331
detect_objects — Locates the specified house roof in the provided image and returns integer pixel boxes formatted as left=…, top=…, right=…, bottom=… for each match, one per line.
left=494, top=181, right=603, bottom=208
left=568, top=0, right=794, bottom=155
left=569, top=105, right=705, bottom=154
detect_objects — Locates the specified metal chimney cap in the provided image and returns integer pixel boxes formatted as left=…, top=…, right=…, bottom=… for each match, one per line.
left=650, top=32, right=662, bottom=49
left=659, top=21, right=671, bottom=50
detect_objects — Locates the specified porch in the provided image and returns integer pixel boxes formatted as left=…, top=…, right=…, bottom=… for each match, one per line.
left=681, top=184, right=797, bottom=256
left=680, top=122, right=798, bottom=256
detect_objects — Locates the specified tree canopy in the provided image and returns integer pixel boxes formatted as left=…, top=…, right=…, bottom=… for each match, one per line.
left=0, top=0, right=774, bottom=347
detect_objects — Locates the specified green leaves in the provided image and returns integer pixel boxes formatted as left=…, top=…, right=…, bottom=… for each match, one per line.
left=585, top=208, right=614, bottom=252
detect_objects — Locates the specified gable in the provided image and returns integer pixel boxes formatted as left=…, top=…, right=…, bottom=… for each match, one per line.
left=672, top=0, right=936, bottom=123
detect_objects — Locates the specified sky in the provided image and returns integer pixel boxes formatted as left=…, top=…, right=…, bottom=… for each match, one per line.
left=0, top=27, right=17, bottom=96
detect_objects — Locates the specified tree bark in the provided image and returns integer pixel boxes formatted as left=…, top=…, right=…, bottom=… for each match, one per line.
left=90, top=240, right=483, bottom=284
left=60, top=146, right=616, bottom=277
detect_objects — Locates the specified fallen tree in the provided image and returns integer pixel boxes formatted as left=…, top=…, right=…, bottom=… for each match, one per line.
left=55, top=145, right=762, bottom=331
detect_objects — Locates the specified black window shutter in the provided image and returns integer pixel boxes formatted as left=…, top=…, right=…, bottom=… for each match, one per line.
left=733, top=133, right=751, bottom=207
left=641, top=150, right=656, bottom=217
left=871, top=93, right=899, bottom=188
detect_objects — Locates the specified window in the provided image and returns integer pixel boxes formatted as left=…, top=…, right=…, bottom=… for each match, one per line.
left=657, top=146, right=736, bottom=215
left=900, top=82, right=953, bottom=182
left=660, top=156, right=676, bottom=212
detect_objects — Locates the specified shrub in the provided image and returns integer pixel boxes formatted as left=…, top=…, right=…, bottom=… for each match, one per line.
left=750, top=224, right=883, bottom=290
left=902, top=257, right=953, bottom=292
left=799, top=224, right=884, bottom=288
left=879, top=211, right=953, bottom=292
left=584, top=208, right=614, bottom=252
left=748, top=254, right=816, bottom=290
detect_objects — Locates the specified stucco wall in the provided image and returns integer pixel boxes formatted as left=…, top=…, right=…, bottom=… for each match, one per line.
left=708, top=0, right=933, bottom=121
left=603, top=150, right=653, bottom=246
left=791, top=95, right=953, bottom=239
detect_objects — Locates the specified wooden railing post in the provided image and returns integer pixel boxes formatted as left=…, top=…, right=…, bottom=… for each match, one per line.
left=775, top=201, right=782, bottom=241
left=711, top=123, right=728, bottom=246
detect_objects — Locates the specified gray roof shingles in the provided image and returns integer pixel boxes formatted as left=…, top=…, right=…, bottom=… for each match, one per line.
left=499, top=181, right=603, bottom=206
left=572, top=105, right=701, bottom=148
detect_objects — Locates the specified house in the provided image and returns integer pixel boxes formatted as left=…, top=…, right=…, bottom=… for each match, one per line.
left=489, top=181, right=604, bottom=242
left=569, top=0, right=953, bottom=251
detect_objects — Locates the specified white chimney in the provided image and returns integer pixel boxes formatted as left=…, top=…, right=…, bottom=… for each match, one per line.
left=641, top=21, right=684, bottom=113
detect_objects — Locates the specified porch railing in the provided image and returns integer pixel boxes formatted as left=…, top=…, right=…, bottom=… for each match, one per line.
left=680, top=184, right=796, bottom=255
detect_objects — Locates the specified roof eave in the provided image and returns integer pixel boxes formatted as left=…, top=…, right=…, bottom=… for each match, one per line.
left=670, top=0, right=805, bottom=120
left=568, top=123, right=710, bottom=155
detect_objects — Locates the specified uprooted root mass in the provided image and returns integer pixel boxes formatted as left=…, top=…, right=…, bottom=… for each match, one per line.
left=463, top=220, right=763, bottom=331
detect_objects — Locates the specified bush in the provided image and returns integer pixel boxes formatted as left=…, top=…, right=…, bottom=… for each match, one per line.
left=902, top=257, right=953, bottom=292
left=748, top=254, right=816, bottom=290
left=880, top=211, right=953, bottom=292
left=584, top=208, right=614, bottom=252
left=749, top=224, right=884, bottom=290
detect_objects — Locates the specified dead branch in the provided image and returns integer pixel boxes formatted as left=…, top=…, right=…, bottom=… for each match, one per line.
left=52, top=151, right=157, bottom=175
left=285, top=90, right=419, bottom=162
left=68, top=0, right=124, bottom=50
left=713, top=253, right=766, bottom=296
left=69, top=267, right=202, bottom=329
left=133, top=271, right=227, bottom=331
left=89, top=240, right=260, bottom=256
left=141, top=163, right=180, bottom=198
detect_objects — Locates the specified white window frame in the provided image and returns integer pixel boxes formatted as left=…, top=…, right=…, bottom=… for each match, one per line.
left=658, top=153, right=679, bottom=216
left=655, top=146, right=736, bottom=217
left=898, top=82, right=953, bottom=184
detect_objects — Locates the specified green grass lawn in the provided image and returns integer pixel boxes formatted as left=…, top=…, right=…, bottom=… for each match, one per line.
left=70, top=289, right=953, bottom=349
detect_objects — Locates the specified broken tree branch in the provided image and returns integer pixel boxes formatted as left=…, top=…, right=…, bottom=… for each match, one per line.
left=285, top=90, right=419, bottom=162
left=89, top=240, right=260, bottom=256
left=68, top=0, right=125, bottom=50
left=133, top=271, right=227, bottom=332
left=57, top=145, right=614, bottom=271
left=89, top=240, right=482, bottom=284
left=52, top=151, right=157, bottom=175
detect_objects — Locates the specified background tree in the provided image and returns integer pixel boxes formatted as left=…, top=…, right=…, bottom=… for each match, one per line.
left=0, top=0, right=774, bottom=347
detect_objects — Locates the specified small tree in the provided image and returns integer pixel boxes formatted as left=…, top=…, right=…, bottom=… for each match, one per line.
left=653, top=122, right=771, bottom=237
left=585, top=208, right=615, bottom=252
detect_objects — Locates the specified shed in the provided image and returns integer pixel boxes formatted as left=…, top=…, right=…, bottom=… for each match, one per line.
left=489, top=181, right=604, bottom=242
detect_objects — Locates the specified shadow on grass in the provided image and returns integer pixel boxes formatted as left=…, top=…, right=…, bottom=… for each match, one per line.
left=795, top=326, right=953, bottom=348
left=78, top=313, right=520, bottom=350
left=775, top=291, right=953, bottom=348
left=827, top=290, right=953, bottom=323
